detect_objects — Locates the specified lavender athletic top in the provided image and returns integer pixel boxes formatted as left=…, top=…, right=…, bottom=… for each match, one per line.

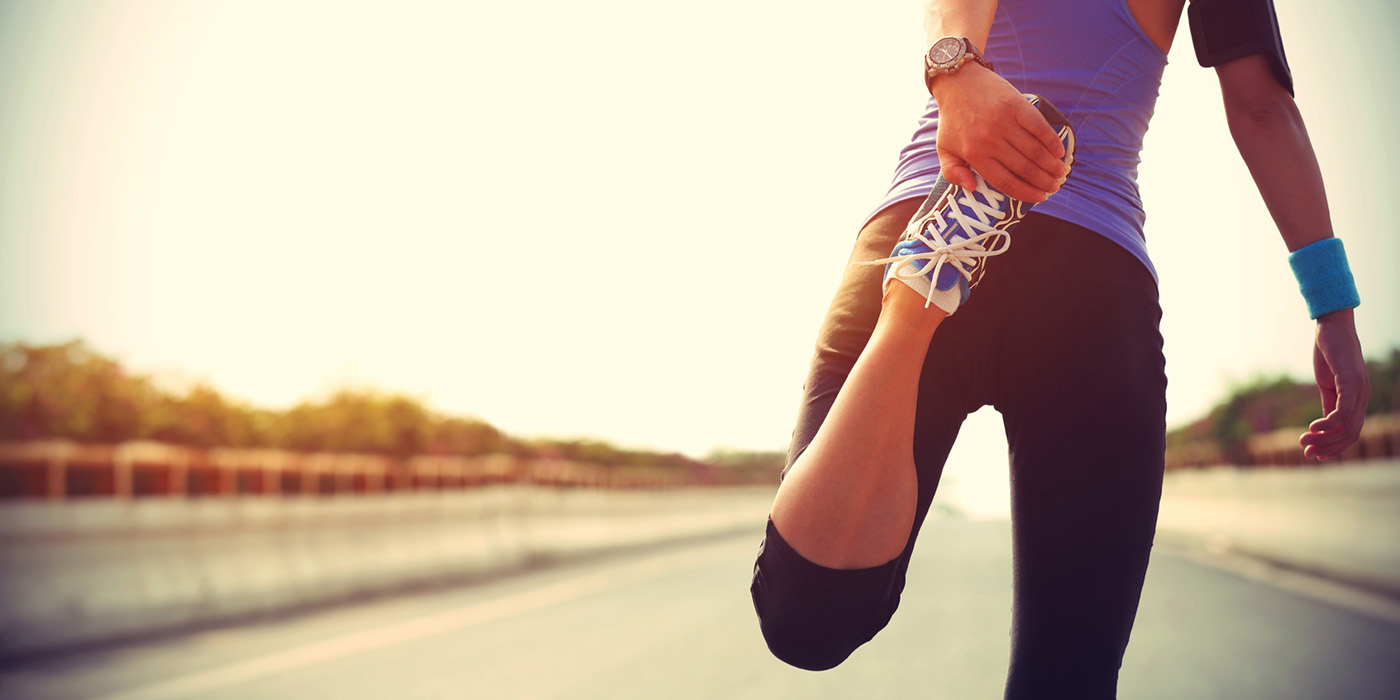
left=869, top=0, right=1169, bottom=281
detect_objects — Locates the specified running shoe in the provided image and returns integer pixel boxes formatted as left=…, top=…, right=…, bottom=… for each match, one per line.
left=860, top=94, right=1076, bottom=315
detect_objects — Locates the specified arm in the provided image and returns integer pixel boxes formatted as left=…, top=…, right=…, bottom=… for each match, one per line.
left=1216, top=54, right=1370, bottom=460
left=922, top=0, right=1068, bottom=202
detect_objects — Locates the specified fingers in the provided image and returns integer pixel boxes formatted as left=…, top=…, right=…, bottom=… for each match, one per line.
left=1015, top=102, right=1067, bottom=160
left=930, top=79, right=1071, bottom=201
left=972, top=158, right=1053, bottom=203
left=1299, top=381, right=1368, bottom=461
left=945, top=164, right=979, bottom=192
left=937, top=152, right=979, bottom=191
left=999, top=132, right=1066, bottom=195
left=1300, top=326, right=1371, bottom=461
left=1307, top=384, right=1341, bottom=433
left=1301, top=418, right=1359, bottom=461
left=956, top=128, right=1068, bottom=202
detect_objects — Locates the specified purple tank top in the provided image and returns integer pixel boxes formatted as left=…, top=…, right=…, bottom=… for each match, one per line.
left=869, top=0, right=1168, bottom=281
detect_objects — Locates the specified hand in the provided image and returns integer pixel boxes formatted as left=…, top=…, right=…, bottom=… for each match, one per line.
left=930, top=65, right=1069, bottom=202
left=1299, top=309, right=1370, bottom=461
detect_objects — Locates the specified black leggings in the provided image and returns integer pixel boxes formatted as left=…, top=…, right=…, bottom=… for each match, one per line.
left=750, top=207, right=1168, bottom=699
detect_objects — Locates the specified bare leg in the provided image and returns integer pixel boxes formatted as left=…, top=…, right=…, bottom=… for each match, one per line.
left=769, top=281, right=946, bottom=569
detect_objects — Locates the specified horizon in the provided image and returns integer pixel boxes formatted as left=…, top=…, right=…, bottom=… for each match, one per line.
left=4, top=335, right=1396, bottom=460
left=2, top=0, right=1397, bottom=483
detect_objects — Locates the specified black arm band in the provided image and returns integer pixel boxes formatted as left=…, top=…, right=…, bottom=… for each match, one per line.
left=1187, top=0, right=1294, bottom=96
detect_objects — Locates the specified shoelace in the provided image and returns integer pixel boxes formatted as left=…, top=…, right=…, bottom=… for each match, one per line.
left=860, top=174, right=1014, bottom=308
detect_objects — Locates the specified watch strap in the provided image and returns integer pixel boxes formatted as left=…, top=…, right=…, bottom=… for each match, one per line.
left=925, top=37, right=994, bottom=95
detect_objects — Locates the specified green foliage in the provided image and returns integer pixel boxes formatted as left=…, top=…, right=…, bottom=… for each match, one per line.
left=0, top=340, right=510, bottom=460
left=1368, top=349, right=1400, bottom=415
left=0, top=340, right=754, bottom=472
left=278, top=391, right=436, bottom=458
left=0, top=341, right=155, bottom=441
left=147, top=384, right=262, bottom=448
left=1210, top=374, right=1320, bottom=455
left=430, top=416, right=507, bottom=457
left=1166, top=350, right=1400, bottom=461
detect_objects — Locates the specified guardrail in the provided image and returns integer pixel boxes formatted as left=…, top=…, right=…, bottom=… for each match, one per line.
left=0, top=440, right=735, bottom=500
left=0, top=484, right=778, bottom=658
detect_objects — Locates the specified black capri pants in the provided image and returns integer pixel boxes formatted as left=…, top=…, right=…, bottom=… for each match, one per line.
left=750, top=205, right=1168, bottom=700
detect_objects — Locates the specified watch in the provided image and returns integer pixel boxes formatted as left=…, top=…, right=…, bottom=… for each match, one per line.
left=924, top=36, right=994, bottom=94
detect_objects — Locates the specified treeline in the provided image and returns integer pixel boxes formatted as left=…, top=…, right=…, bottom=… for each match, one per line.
left=1166, top=349, right=1399, bottom=463
left=11, top=340, right=1392, bottom=475
left=0, top=340, right=785, bottom=474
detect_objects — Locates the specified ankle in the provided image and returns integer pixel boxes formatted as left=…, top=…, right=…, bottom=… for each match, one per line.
left=880, top=281, right=948, bottom=332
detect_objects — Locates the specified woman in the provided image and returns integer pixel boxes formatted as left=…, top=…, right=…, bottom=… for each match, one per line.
left=750, top=1, right=1369, bottom=697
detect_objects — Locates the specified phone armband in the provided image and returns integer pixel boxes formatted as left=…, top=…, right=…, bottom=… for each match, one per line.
left=1188, top=0, right=1294, bottom=96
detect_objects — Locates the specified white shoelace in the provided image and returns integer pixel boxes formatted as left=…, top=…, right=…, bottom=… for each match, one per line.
left=861, top=174, right=1015, bottom=308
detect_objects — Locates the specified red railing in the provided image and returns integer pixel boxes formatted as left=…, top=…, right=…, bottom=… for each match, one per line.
left=0, top=441, right=710, bottom=500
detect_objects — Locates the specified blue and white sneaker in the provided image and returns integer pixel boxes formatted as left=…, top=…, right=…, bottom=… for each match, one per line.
left=860, top=94, right=1076, bottom=315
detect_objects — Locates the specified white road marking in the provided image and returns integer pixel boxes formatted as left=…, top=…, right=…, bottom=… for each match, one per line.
left=93, top=540, right=742, bottom=700
left=1158, top=541, right=1400, bottom=625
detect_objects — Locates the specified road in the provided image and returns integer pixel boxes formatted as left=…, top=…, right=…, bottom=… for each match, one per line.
left=1, top=516, right=1397, bottom=700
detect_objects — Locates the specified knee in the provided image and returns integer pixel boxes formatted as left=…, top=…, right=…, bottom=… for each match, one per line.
left=752, top=596, right=870, bottom=671
left=749, top=524, right=902, bottom=671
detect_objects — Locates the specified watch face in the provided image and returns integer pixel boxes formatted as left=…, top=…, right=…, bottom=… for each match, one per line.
left=930, top=37, right=965, bottom=67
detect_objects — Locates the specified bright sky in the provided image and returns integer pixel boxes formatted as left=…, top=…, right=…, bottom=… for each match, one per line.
left=1, top=0, right=1397, bottom=512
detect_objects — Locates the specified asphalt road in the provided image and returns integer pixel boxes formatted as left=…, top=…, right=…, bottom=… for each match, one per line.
left=2, top=517, right=1397, bottom=700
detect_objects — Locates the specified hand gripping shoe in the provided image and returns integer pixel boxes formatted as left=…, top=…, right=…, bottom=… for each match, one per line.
left=860, top=94, right=1076, bottom=314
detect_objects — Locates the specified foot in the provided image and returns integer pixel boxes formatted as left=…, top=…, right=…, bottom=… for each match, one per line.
left=859, top=94, right=1076, bottom=315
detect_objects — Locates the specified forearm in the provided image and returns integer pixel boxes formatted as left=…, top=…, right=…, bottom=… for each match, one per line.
left=921, top=0, right=1066, bottom=201
left=1224, top=74, right=1333, bottom=253
left=1223, top=59, right=1366, bottom=461
left=923, top=0, right=996, bottom=50
left=1232, top=102, right=1357, bottom=326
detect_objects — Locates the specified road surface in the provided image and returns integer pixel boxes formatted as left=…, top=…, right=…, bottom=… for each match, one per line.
left=2, top=517, right=1397, bottom=699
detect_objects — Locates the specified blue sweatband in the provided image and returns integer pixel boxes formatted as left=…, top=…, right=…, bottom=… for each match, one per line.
left=1288, top=238, right=1360, bottom=319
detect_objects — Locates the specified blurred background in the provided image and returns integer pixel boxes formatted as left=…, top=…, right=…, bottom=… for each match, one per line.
left=0, top=1, right=1397, bottom=698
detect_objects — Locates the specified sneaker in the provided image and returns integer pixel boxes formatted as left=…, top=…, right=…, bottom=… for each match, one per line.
left=859, top=94, right=1076, bottom=314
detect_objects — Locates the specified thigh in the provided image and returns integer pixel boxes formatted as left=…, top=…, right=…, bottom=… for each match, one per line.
left=994, top=219, right=1167, bottom=697
left=783, top=198, right=923, bottom=472
left=757, top=196, right=982, bottom=669
left=784, top=194, right=994, bottom=543
left=754, top=324, right=987, bottom=671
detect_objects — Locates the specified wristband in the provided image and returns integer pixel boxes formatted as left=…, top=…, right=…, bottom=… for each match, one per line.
left=1288, top=238, right=1360, bottom=319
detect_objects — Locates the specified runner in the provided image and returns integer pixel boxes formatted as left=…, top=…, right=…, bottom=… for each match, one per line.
left=750, top=1, right=1370, bottom=697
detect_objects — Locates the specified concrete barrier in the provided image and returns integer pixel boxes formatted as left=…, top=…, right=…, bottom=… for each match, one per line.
left=1156, top=459, right=1400, bottom=598
left=11, top=460, right=1391, bottom=660
left=0, top=485, right=776, bottom=659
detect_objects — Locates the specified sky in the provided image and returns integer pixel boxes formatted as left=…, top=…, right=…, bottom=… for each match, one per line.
left=1, top=0, right=1397, bottom=513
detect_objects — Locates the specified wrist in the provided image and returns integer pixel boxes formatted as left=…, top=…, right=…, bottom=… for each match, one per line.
left=1316, top=307, right=1355, bottom=326
left=924, top=36, right=993, bottom=96
left=929, top=61, right=991, bottom=102
left=1288, top=238, right=1360, bottom=320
